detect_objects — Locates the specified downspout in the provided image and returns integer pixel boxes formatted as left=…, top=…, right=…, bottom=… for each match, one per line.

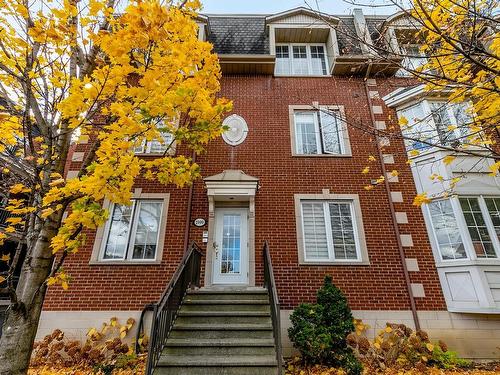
left=182, top=150, right=197, bottom=253
left=363, top=63, right=421, bottom=330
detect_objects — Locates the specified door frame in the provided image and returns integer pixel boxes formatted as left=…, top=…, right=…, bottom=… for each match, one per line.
left=204, top=197, right=256, bottom=287
left=203, top=170, right=259, bottom=288
left=212, top=207, right=249, bottom=285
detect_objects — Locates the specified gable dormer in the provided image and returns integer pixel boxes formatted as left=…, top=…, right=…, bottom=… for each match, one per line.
left=266, top=7, right=340, bottom=76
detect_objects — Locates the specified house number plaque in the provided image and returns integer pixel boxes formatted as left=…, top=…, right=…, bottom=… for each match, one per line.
left=193, top=218, right=206, bottom=227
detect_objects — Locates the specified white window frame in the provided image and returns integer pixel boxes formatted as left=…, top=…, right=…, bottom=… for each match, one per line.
left=134, top=117, right=178, bottom=155
left=99, top=199, right=164, bottom=262
left=294, top=193, right=369, bottom=265
left=90, top=192, right=170, bottom=265
left=398, top=99, right=473, bottom=151
left=397, top=43, right=428, bottom=76
left=275, top=43, right=329, bottom=77
left=427, top=196, right=500, bottom=263
left=290, top=105, right=350, bottom=156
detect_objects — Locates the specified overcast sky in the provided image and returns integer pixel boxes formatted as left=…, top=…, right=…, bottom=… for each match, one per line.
left=201, top=0, right=402, bottom=16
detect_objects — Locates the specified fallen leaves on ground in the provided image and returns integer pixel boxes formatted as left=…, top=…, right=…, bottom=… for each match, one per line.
left=285, top=363, right=500, bottom=375
left=28, top=363, right=145, bottom=375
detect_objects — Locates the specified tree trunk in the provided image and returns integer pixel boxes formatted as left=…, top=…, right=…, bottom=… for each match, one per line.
left=0, top=221, right=57, bottom=375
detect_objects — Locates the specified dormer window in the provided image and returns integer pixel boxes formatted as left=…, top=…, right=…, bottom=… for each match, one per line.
left=275, top=44, right=328, bottom=76
left=395, top=44, right=428, bottom=76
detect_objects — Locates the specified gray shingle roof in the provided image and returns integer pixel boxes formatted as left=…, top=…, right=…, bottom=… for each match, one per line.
left=207, top=16, right=269, bottom=55
left=366, top=17, right=386, bottom=47
left=336, top=17, right=363, bottom=55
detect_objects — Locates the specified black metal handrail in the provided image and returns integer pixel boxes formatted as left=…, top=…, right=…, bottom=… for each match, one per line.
left=263, top=241, right=283, bottom=375
left=139, top=242, right=203, bottom=375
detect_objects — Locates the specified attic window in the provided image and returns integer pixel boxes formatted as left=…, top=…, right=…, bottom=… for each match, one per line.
left=275, top=44, right=328, bottom=76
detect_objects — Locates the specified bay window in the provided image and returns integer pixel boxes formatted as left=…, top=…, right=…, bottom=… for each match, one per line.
left=101, top=199, right=164, bottom=261
left=428, top=196, right=500, bottom=261
left=398, top=100, right=473, bottom=151
left=293, top=109, right=345, bottom=155
left=275, top=44, right=328, bottom=76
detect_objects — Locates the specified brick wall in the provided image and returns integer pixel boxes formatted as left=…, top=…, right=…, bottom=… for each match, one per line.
left=44, top=74, right=447, bottom=312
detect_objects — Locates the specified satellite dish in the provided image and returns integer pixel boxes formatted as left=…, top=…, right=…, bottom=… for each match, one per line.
left=222, top=114, right=248, bottom=146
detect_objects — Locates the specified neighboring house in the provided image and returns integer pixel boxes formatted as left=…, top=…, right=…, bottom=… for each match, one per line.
left=33, top=7, right=499, bottom=371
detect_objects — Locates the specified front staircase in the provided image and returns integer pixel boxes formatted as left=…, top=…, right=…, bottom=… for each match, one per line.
left=154, top=288, right=278, bottom=374
left=140, top=242, right=282, bottom=375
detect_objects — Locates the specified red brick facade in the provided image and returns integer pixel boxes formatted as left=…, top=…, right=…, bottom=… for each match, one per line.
left=44, top=75, right=447, bottom=312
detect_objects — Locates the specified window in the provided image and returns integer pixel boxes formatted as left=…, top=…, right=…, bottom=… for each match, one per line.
left=294, top=110, right=344, bottom=155
left=429, top=199, right=467, bottom=260
left=398, top=44, right=427, bottom=74
left=101, top=200, right=163, bottom=261
left=301, top=200, right=361, bottom=262
left=398, top=100, right=473, bottom=151
left=275, top=44, right=328, bottom=76
left=428, top=196, right=500, bottom=261
left=134, top=132, right=173, bottom=154
left=134, top=118, right=175, bottom=154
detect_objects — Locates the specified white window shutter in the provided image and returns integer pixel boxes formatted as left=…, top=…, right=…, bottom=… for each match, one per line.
left=319, top=110, right=342, bottom=154
left=302, top=202, right=329, bottom=260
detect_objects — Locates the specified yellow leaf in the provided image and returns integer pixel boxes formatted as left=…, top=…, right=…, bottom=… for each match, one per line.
left=367, top=155, right=376, bottom=162
left=390, top=170, right=399, bottom=177
left=61, top=281, right=69, bottom=290
left=413, top=193, right=432, bottom=207
left=361, top=167, right=370, bottom=174
left=1, top=254, right=10, bottom=262
left=385, top=326, right=393, bottom=333
left=0, top=276, right=5, bottom=284
left=489, top=161, right=500, bottom=176
left=409, top=149, right=420, bottom=157
left=443, top=155, right=456, bottom=165
left=364, top=185, right=374, bottom=191
left=426, top=343, right=434, bottom=352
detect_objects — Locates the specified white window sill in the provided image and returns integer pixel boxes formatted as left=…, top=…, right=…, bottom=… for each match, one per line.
left=447, top=307, right=500, bottom=314
left=300, top=260, right=370, bottom=266
left=292, top=153, right=352, bottom=158
left=134, top=152, right=174, bottom=157
left=274, top=74, right=331, bottom=78
left=89, top=260, right=162, bottom=266
left=436, top=259, right=500, bottom=268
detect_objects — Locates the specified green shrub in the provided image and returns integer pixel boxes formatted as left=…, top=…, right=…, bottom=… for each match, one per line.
left=288, top=275, right=362, bottom=375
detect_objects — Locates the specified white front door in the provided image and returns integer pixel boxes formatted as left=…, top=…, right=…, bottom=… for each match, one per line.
left=213, top=208, right=249, bottom=285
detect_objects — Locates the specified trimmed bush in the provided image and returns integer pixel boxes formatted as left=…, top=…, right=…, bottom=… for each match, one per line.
left=288, top=275, right=362, bottom=375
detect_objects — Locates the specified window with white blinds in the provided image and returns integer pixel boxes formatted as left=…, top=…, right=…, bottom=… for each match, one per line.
left=294, top=110, right=344, bottom=155
left=301, top=200, right=361, bottom=262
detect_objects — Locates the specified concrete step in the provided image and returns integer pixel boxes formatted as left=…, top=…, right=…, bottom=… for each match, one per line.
left=181, top=302, right=270, bottom=312
left=186, top=290, right=269, bottom=302
left=169, top=327, right=273, bottom=339
left=163, top=343, right=275, bottom=356
left=189, top=288, right=268, bottom=294
left=165, top=338, right=275, bottom=347
left=157, top=354, right=277, bottom=367
left=177, top=310, right=271, bottom=317
left=183, top=299, right=270, bottom=305
left=154, top=365, right=278, bottom=375
left=176, top=315, right=271, bottom=325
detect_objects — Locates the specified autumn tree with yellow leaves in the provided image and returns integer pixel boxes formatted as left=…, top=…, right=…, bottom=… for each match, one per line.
left=0, top=0, right=230, bottom=373
left=318, top=0, right=499, bottom=203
